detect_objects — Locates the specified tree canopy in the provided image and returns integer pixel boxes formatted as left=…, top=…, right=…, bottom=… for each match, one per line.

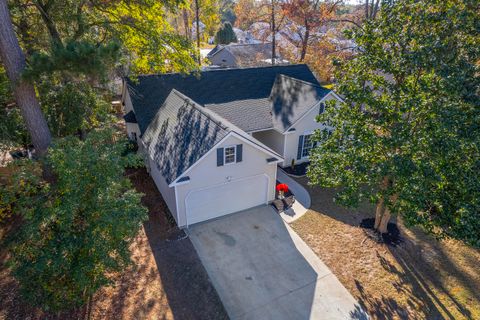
left=4, top=129, right=148, bottom=311
left=308, top=0, right=480, bottom=245
left=214, top=21, right=237, bottom=44
left=10, top=0, right=198, bottom=76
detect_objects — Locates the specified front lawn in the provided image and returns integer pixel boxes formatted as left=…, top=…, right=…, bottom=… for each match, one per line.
left=291, top=177, right=480, bottom=320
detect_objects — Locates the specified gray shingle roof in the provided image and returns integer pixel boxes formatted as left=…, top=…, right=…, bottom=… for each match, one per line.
left=223, top=43, right=273, bottom=62
left=204, top=75, right=332, bottom=133
left=206, top=44, right=224, bottom=57
left=270, top=75, right=331, bottom=132
left=125, top=64, right=321, bottom=134
left=205, top=98, right=273, bottom=132
left=142, top=90, right=229, bottom=184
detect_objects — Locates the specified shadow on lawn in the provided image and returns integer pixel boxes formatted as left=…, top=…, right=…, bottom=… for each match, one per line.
left=293, top=176, right=479, bottom=319
left=300, top=179, right=374, bottom=227
left=129, top=168, right=228, bottom=320
left=386, top=228, right=479, bottom=320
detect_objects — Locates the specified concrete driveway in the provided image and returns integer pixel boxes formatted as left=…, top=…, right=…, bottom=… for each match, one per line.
left=189, top=206, right=368, bottom=320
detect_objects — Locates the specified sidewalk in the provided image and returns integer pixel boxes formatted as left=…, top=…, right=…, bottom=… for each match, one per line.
left=276, top=168, right=311, bottom=223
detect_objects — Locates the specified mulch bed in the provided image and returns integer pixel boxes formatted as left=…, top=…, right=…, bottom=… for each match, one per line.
left=359, top=218, right=402, bottom=247
left=281, top=162, right=310, bottom=176
left=126, top=168, right=228, bottom=320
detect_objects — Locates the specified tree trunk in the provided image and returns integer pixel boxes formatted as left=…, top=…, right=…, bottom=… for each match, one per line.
left=375, top=191, right=398, bottom=234
left=182, top=9, right=190, bottom=40
left=34, top=0, right=63, bottom=46
left=0, top=0, right=51, bottom=156
left=372, top=0, right=380, bottom=20
left=299, top=22, right=310, bottom=62
left=365, top=0, right=370, bottom=20
left=374, top=197, right=385, bottom=230
left=195, top=0, right=201, bottom=65
left=377, top=206, right=391, bottom=234
left=271, top=0, right=276, bottom=65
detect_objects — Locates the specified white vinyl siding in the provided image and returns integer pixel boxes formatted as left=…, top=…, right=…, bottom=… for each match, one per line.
left=175, top=135, right=276, bottom=227
left=282, top=93, right=341, bottom=167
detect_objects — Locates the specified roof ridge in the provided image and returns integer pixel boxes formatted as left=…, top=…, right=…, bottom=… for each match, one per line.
left=276, top=74, right=327, bottom=89
left=125, top=64, right=311, bottom=78
left=226, top=42, right=271, bottom=47
left=169, top=89, right=229, bottom=131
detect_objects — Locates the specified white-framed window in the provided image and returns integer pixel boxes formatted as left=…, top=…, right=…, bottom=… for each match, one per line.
left=302, top=134, right=314, bottom=158
left=224, top=146, right=236, bottom=164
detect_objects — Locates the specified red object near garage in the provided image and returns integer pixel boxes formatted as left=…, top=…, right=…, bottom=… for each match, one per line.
left=276, top=183, right=289, bottom=193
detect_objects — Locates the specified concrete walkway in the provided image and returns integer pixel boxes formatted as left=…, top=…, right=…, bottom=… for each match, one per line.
left=189, top=206, right=368, bottom=320
left=277, top=168, right=311, bottom=223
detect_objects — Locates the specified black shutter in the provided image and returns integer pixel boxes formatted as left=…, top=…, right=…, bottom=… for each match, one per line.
left=217, top=148, right=224, bottom=166
left=297, top=135, right=304, bottom=160
left=236, top=144, right=243, bottom=162
left=319, top=103, right=325, bottom=114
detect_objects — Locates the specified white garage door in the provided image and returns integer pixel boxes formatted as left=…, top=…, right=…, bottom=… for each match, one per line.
left=185, top=175, right=269, bottom=226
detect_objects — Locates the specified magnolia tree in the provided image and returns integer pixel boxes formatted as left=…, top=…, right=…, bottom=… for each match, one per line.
left=308, top=0, right=479, bottom=246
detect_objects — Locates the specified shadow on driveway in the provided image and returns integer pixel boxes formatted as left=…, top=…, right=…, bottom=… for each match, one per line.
left=189, top=205, right=367, bottom=320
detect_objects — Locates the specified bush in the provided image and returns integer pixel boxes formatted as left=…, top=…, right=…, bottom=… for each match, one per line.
left=40, top=82, right=113, bottom=137
left=214, top=21, right=237, bottom=44
left=7, top=129, right=148, bottom=312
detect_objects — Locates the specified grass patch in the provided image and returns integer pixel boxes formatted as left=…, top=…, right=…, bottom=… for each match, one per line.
left=290, top=176, right=480, bottom=320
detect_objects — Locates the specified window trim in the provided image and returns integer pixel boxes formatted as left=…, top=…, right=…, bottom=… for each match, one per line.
left=301, top=134, right=314, bottom=159
left=223, top=145, right=236, bottom=165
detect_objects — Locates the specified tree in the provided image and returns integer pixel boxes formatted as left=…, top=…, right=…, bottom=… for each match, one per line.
left=0, top=0, right=51, bottom=155
left=281, top=0, right=340, bottom=61
left=39, top=82, right=111, bottom=137
left=220, top=0, right=236, bottom=25
left=233, top=0, right=286, bottom=63
left=0, top=66, right=30, bottom=151
left=1, top=0, right=199, bottom=156
left=234, top=0, right=260, bottom=30
left=307, top=0, right=480, bottom=246
left=364, top=0, right=381, bottom=20
left=6, top=129, right=148, bottom=311
left=214, top=21, right=237, bottom=44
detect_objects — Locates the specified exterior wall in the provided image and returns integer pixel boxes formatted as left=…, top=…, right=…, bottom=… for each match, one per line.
left=174, top=134, right=277, bottom=227
left=252, top=129, right=285, bottom=156
left=123, top=89, right=141, bottom=141
left=126, top=122, right=141, bottom=141
left=282, top=93, right=340, bottom=167
left=146, top=153, right=179, bottom=224
left=209, top=50, right=236, bottom=67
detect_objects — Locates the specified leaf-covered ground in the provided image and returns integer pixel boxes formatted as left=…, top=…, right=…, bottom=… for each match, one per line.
left=291, top=177, right=480, bottom=320
left=0, top=168, right=227, bottom=320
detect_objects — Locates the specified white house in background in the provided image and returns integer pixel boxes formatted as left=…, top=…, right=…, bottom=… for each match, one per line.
left=122, top=64, right=342, bottom=227
left=233, top=27, right=261, bottom=44
left=206, top=42, right=283, bottom=68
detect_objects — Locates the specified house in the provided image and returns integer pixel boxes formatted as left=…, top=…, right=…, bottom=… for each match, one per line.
left=122, top=64, right=342, bottom=227
left=206, top=43, right=283, bottom=68
left=232, top=27, right=261, bottom=44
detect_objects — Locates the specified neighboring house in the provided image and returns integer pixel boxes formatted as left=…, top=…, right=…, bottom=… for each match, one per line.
left=233, top=27, right=261, bottom=44
left=206, top=43, right=282, bottom=68
left=122, top=64, right=342, bottom=227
